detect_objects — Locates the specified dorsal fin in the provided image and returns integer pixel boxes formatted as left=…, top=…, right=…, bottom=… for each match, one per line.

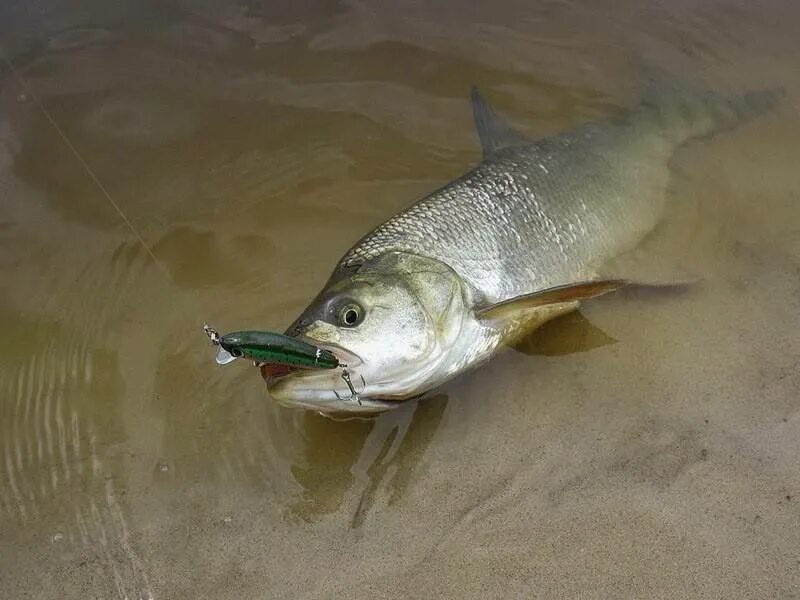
left=470, top=86, right=530, bottom=158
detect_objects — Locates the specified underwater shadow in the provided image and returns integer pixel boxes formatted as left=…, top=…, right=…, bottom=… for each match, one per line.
left=288, top=394, right=449, bottom=525
left=512, top=309, right=617, bottom=357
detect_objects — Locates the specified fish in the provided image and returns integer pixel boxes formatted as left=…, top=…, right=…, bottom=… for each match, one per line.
left=264, top=76, right=780, bottom=413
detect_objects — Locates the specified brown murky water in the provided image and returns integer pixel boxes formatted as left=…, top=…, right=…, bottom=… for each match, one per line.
left=1, top=1, right=800, bottom=598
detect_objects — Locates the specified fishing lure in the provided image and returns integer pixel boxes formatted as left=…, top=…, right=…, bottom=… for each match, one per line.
left=203, top=324, right=339, bottom=369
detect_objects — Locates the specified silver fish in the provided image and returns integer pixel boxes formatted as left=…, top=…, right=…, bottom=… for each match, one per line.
left=265, top=79, right=779, bottom=413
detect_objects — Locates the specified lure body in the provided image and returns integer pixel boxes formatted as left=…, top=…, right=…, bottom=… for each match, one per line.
left=206, top=326, right=339, bottom=369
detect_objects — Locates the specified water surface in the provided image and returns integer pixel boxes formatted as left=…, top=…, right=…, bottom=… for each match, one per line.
left=1, top=0, right=799, bottom=597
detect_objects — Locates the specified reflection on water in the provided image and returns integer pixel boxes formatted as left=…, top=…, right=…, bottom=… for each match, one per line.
left=289, top=395, right=449, bottom=526
left=2, top=0, right=800, bottom=597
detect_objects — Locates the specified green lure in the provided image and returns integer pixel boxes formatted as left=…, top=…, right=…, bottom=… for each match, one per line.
left=204, top=325, right=339, bottom=369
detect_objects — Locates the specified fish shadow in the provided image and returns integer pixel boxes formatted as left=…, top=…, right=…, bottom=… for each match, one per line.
left=512, top=309, right=618, bottom=357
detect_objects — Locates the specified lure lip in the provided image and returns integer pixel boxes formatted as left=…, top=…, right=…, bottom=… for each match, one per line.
left=215, top=346, right=237, bottom=365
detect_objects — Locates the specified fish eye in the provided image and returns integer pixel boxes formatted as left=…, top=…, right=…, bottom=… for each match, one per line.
left=337, top=303, right=364, bottom=327
left=230, top=348, right=244, bottom=358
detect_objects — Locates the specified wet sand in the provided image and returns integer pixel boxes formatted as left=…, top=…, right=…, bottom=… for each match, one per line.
left=1, top=0, right=799, bottom=597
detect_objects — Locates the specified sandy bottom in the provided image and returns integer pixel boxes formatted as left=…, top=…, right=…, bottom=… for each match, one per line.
left=1, top=0, right=799, bottom=597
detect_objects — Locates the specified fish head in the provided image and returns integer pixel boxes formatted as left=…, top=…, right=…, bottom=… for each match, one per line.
left=265, top=252, right=468, bottom=412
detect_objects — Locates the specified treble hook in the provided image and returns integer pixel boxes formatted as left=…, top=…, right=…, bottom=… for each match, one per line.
left=334, top=367, right=366, bottom=405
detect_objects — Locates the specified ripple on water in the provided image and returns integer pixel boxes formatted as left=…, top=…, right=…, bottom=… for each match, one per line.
left=0, top=340, right=95, bottom=522
left=0, top=339, right=152, bottom=598
left=47, top=28, right=115, bottom=51
left=165, top=22, right=236, bottom=53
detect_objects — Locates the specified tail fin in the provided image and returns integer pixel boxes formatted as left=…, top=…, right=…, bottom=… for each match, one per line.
left=640, top=71, right=783, bottom=143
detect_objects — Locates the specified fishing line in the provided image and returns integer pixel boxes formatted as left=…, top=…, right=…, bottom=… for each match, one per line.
left=0, top=43, right=237, bottom=373
left=0, top=45, right=175, bottom=285
left=0, top=45, right=361, bottom=401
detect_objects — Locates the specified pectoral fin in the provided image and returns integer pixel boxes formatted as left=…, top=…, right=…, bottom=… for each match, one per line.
left=475, top=279, right=628, bottom=321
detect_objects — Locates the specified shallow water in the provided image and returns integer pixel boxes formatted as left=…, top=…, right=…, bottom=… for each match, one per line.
left=1, top=0, right=800, bottom=597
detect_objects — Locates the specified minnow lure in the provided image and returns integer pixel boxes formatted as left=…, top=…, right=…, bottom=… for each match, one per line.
left=203, top=324, right=339, bottom=369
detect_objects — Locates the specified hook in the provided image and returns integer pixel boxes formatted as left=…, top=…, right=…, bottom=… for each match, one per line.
left=334, top=368, right=366, bottom=405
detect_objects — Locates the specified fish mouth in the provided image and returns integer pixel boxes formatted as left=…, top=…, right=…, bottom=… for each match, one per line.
left=259, top=341, right=394, bottom=412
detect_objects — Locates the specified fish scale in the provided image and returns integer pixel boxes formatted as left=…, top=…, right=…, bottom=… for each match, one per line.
left=340, top=117, right=675, bottom=304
